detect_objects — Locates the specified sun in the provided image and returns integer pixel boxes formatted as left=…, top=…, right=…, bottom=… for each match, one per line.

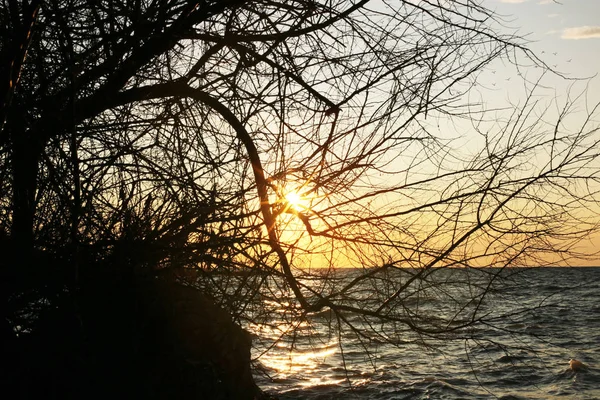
left=285, top=190, right=303, bottom=210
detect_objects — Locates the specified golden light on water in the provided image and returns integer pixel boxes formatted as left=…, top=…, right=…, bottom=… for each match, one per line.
left=259, top=343, right=339, bottom=377
left=249, top=318, right=343, bottom=385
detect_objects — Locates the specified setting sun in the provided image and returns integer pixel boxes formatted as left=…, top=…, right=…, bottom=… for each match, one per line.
left=5, top=0, right=600, bottom=399
left=285, top=191, right=303, bottom=210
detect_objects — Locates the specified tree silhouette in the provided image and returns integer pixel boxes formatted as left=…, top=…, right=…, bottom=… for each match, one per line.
left=1, top=0, right=599, bottom=398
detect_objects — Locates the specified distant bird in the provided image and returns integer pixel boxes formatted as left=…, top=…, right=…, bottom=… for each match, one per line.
left=567, top=59, right=572, bottom=63
left=553, top=52, right=558, bottom=56
left=569, top=359, right=588, bottom=372
left=492, top=70, right=496, bottom=74
left=541, top=51, right=545, bottom=54
left=553, top=64, right=558, bottom=68
left=506, top=78, right=511, bottom=81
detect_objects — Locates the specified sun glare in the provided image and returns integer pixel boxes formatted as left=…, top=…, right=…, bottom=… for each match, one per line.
left=285, top=191, right=303, bottom=209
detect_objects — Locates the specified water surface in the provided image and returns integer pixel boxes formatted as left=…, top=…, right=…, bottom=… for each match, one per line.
left=250, top=267, right=600, bottom=399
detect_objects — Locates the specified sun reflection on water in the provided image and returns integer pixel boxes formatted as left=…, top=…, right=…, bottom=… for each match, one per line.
left=248, top=318, right=341, bottom=385
left=259, top=343, right=339, bottom=376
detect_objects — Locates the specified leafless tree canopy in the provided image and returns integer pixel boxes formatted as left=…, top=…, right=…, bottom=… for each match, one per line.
left=1, top=0, right=599, bottom=394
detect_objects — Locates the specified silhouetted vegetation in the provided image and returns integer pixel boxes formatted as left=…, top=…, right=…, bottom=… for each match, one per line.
left=1, top=1, right=599, bottom=398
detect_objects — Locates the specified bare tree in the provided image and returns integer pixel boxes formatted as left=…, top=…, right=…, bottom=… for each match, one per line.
left=1, top=0, right=599, bottom=398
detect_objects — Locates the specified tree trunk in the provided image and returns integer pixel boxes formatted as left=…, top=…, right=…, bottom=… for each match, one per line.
left=2, top=128, right=42, bottom=324
left=11, top=133, right=39, bottom=255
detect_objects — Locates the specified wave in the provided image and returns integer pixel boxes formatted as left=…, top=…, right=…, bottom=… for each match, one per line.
left=254, top=268, right=600, bottom=399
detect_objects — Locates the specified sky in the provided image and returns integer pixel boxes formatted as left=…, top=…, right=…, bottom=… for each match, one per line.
left=484, top=0, right=600, bottom=102
left=481, top=0, right=600, bottom=265
left=280, top=1, right=600, bottom=268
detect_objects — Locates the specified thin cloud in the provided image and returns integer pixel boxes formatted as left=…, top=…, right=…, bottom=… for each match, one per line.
left=562, top=26, right=600, bottom=40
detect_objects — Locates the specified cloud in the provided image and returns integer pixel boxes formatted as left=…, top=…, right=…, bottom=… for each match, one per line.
left=562, top=26, right=600, bottom=40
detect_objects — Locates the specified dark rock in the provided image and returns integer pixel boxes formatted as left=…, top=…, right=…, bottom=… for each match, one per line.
left=137, top=277, right=263, bottom=399
left=2, top=268, right=268, bottom=400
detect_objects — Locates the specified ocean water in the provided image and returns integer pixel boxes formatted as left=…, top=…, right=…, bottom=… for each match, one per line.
left=249, top=267, right=600, bottom=399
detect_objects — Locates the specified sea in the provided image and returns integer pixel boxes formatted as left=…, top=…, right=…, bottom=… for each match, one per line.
left=247, top=267, right=600, bottom=399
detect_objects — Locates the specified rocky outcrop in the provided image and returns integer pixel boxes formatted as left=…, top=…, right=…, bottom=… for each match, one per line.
left=3, top=267, right=267, bottom=400
left=138, top=277, right=262, bottom=399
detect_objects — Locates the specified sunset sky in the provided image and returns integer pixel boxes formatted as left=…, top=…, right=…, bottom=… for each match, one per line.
left=481, top=0, right=600, bottom=265
left=279, top=0, right=600, bottom=269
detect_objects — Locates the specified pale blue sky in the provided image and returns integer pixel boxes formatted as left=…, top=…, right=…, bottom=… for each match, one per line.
left=485, top=0, right=600, bottom=102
